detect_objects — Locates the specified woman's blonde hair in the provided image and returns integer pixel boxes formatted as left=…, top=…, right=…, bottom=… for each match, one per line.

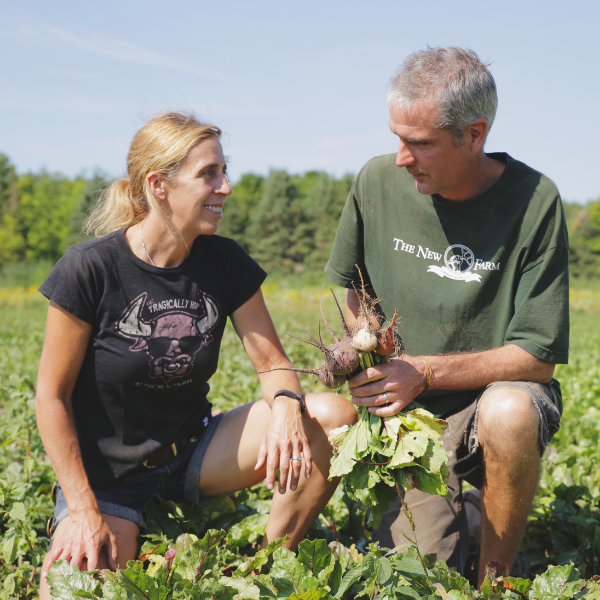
left=85, top=112, right=221, bottom=236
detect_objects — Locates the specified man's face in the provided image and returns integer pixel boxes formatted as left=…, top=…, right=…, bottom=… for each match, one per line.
left=389, top=102, right=472, bottom=199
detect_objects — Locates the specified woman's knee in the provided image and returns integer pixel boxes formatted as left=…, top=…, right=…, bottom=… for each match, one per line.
left=305, top=392, right=358, bottom=433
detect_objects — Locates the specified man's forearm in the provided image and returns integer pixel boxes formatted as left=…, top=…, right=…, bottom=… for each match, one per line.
left=412, top=345, right=555, bottom=391
left=345, top=289, right=555, bottom=398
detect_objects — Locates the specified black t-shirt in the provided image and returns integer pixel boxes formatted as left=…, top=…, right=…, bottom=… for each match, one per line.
left=39, top=229, right=266, bottom=488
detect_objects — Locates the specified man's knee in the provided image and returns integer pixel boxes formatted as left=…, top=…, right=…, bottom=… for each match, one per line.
left=477, top=387, right=539, bottom=453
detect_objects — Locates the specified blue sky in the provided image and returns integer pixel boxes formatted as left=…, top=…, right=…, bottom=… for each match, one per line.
left=1, top=0, right=598, bottom=203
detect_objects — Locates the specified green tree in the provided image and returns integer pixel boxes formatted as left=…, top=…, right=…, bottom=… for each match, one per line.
left=65, top=170, right=112, bottom=249
left=567, top=199, right=600, bottom=279
left=0, top=155, right=23, bottom=266
left=217, top=173, right=265, bottom=249
left=246, top=170, right=315, bottom=274
left=304, top=172, right=353, bottom=272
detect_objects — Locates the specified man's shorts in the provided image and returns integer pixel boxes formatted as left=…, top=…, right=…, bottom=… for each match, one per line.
left=373, top=379, right=562, bottom=572
left=51, top=413, right=224, bottom=533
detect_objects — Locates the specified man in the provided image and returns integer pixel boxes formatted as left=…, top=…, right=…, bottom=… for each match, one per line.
left=325, top=47, right=568, bottom=585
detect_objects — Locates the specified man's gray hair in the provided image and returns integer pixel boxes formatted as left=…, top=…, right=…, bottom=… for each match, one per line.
left=387, top=47, right=497, bottom=145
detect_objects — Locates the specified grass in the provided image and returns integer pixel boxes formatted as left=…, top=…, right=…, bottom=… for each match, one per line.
left=1, top=273, right=600, bottom=593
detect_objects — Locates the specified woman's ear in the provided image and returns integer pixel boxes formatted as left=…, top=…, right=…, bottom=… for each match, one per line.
left=146, top=172, right=166, bottom=200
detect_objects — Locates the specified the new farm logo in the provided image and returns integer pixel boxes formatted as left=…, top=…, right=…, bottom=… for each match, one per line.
left=428, top=244, right=482, bottom=282
left=392, top=238, right=501, bottom=284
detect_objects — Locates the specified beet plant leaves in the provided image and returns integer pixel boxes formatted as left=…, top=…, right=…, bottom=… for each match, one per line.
left=328, top=403, right=449, bottom=528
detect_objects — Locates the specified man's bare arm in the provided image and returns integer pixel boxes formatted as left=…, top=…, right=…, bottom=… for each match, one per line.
left=345, top=289, right=555, bottom=416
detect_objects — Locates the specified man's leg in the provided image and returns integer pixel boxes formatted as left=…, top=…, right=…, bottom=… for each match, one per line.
left=476, top=387, right=540, bottom=586
left=374, top=405, right=471, bottom=570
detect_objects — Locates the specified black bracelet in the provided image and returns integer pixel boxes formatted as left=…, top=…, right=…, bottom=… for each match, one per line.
left=273, top=389, right=306, bottom=413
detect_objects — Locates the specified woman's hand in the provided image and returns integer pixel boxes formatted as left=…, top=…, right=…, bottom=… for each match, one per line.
left=42, top=509, right=118, bottom=579
left=231, top=289, right=312, bottom=493
left=254, top=396, right=313, bottom=493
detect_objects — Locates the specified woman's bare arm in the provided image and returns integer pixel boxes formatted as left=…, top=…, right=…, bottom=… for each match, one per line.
left=230, top=288, right=310, bottom=493
left=36, top=301, right=118, bottom=576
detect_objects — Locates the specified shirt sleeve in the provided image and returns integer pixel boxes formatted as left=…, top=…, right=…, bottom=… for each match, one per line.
left=38, top=247, right=102, bottom=325
left=504, top=242, right=570, bottom=364
left=223, top=239, right=267, bottom=315
left=324, top=178, right=373, bottom=289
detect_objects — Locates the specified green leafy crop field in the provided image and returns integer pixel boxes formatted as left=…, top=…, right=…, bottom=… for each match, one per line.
left=1, top=283, right=599, bottom=598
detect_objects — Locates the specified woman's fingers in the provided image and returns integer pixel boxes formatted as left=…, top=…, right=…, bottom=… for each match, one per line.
left=302, top=434, right=313, bottom=479
left=42, top=541, right=67, bottom=579
left=277, top=438, right=292, bottom=494
left=84, top=545, right=100, bottom=571
left=288, top=441, right=303, bottom=491
left=106, top=530, right=119, bottom=571
left=265, top=439, right=280, bottom=491
left=254, top=436, right=268, bottom=472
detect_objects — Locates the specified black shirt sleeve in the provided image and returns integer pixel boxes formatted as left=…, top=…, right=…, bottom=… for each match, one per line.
left=38, top=246, right=103, bottom=325
left=219, top=238, right=267, bottom=315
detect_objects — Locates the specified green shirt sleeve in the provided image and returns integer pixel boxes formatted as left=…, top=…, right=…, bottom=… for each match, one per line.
left=324, top=180, right=372, bottom=289
left=504, top=243, right=570, bottom=363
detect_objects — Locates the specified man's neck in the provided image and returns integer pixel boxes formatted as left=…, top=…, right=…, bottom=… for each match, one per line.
left=439, top=153, right=507, bottom=202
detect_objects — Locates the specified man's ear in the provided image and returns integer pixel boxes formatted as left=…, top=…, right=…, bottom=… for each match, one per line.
left=468, top=118, right=489, bottom=153
left=146, top=172, right=166, bottom=200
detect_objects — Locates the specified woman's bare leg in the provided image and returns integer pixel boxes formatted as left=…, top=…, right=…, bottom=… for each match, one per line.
left=198, top=392, right=357, bottom=549
left=39, top=514, right=138, bottom=600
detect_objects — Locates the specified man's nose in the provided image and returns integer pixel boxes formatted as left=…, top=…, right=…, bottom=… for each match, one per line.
left=396, top=141, right=416, bottom=168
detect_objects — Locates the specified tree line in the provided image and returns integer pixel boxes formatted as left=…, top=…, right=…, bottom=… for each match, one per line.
left=0, top=152, right=599, bottom=279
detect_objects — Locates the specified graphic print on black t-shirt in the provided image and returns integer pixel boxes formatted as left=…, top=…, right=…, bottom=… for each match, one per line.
left=115, top=290, right=220, bottom=384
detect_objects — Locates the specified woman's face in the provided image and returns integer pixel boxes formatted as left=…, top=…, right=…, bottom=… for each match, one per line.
left=162, top=137, right=231, bottom=238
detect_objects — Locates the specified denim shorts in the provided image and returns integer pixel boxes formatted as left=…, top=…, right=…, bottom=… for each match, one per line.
left=52, top=413, right=224, bottom=531
left=373, top=379, right=562, bottom=572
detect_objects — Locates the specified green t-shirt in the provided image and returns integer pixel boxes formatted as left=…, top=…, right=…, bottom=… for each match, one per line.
left=325, top=152, right=569, bottom=418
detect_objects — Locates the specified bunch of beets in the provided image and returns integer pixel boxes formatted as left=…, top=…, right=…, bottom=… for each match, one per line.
left=262, top=272, right=449, bottom=528
left=263, top=271, right=404, bottom=389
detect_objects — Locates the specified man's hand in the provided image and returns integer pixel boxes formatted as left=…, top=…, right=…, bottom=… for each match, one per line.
left=254, top=396, right=313, bottom=493
left=42, top=509, right=118, bottom=580
left=349, top=356, right=427, bottom=416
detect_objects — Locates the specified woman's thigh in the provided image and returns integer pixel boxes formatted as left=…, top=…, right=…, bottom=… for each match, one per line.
left=197, top=392, right=356, bottom=497
left=198, top=399, right=270, bottom=497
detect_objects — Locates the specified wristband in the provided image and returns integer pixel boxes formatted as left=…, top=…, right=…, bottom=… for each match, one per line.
left=417, top=356, right=435, bottom=393
left=274, top=389, right=306, bottom=413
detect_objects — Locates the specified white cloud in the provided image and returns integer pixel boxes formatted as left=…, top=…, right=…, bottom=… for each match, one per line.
left=48, top=26, right=230, bottom=82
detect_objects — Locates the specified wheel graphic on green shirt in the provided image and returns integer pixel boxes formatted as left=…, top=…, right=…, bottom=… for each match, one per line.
left=444, top=244, right=475, bottom=273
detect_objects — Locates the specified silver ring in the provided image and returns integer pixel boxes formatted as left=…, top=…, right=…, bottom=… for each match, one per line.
left=382, top=392, right=390, bottom=402
left=291, top=456, right=302, bottom=461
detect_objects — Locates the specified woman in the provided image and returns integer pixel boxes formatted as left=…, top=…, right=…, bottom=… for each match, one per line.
left=36, top=112, right=357, bottom=596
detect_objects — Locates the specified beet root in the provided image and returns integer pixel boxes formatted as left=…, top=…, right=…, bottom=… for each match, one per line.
left=372, top=309, right=405, bottom=356
left=376, top=309, right=399, bottom=355
left=324, top=341, right=360, bottom=376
